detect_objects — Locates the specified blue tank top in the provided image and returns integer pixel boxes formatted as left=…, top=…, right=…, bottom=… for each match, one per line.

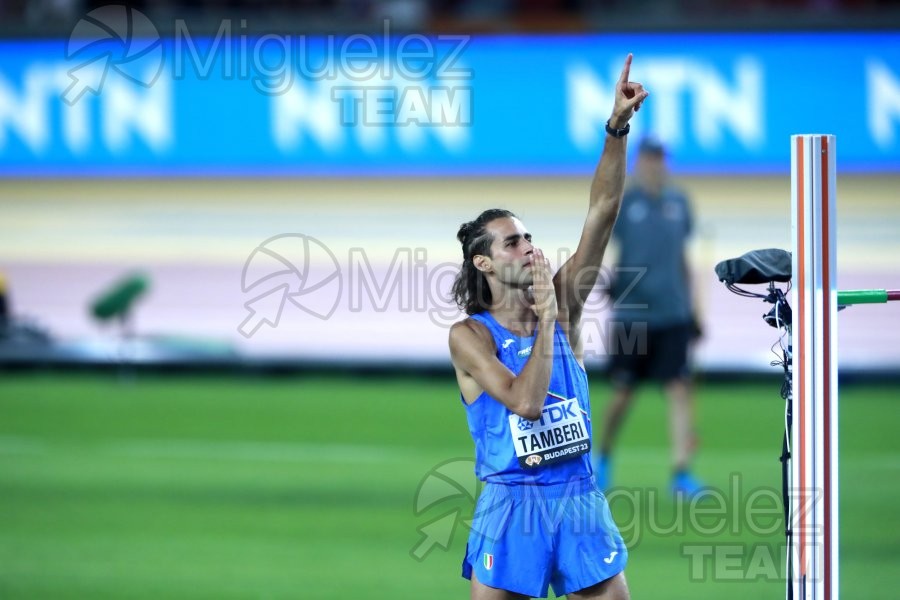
left=463, top=312, right=593, bottom=485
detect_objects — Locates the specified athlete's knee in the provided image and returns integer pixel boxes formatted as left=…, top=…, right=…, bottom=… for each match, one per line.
left=568, top=572, right=630, bottom=600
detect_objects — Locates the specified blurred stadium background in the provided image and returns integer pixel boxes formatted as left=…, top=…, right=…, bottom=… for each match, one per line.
left=1, top=1, right=899, bottom=598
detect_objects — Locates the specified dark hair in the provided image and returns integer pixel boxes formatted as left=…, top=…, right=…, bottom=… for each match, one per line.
left=451, top=208, right=517, bottom=315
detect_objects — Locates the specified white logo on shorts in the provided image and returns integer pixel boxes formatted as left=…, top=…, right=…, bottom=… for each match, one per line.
left=603, top=551, right=618, bottom=564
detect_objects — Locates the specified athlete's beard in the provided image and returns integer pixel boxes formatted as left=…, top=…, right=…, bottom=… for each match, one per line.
left=496, top=262, right=534, bottom=289
left=494, top=285, right=536, bottom=315
left=489, top=264, right=534, bottom=314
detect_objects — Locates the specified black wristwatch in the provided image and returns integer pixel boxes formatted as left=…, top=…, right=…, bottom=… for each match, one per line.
left=605, top=120, right=630, bottom=138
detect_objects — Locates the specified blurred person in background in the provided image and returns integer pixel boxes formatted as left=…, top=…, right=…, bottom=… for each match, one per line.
left=593, top=136, right=705, bottom=496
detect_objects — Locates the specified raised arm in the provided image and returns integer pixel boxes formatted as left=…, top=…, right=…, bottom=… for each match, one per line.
left=554, top=53, right=649, bottom=329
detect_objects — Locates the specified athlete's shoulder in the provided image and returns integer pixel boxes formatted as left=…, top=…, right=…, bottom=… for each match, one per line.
left=449, top=316, right=497, bottom=376
left=450, top=316, right=493, bottom=348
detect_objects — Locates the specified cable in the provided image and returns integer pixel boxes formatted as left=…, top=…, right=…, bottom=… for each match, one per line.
left=726, top=283, right=769, bottom=299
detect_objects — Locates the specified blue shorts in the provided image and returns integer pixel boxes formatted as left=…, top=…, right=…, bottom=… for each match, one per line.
left=461, top=477, right=627, bottom=598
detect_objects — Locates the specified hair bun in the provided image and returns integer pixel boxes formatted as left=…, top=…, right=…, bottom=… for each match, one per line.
left=457, top=221, right=474, bottom=244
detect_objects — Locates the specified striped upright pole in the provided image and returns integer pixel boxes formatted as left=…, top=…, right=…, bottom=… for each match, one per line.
left=790, top=134, right=838, bottom=600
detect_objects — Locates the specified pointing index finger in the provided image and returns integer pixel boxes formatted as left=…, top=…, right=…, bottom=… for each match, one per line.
left=618, top=53, right=633, bottom=85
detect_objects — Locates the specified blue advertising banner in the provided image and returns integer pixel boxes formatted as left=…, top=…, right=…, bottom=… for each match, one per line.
left=0, top=25, right=897, bottom=175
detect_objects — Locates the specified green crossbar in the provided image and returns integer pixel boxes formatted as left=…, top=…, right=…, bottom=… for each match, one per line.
left=837, top=289, right=897, bottom=305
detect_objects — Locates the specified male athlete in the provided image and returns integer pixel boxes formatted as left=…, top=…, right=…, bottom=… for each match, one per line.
left=449, top=55, right=647, bottom=599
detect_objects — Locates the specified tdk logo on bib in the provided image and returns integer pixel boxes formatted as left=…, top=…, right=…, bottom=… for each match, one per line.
left=538, top=401, right=578, bottom=425
left=517, top=401, right=576, bottom=432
